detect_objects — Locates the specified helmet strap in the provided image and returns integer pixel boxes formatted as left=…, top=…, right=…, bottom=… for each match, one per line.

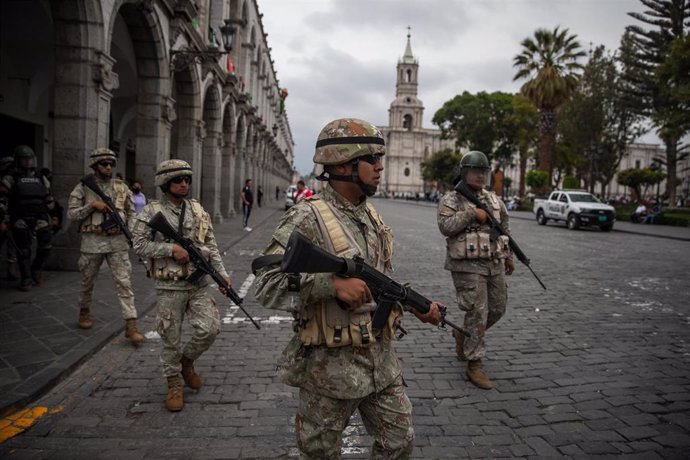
left=321, top=161, right=377, bottom=197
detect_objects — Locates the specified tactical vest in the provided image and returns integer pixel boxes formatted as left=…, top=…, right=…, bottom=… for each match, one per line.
left=11, top=176, right=48, bottom=216
left=294, top=197, right=400, bottom=349
left=148, top=199, right=211, bottom=281
left=447, top=190, right=511, bottom=260
left=79, top=179, right=128, bottom=235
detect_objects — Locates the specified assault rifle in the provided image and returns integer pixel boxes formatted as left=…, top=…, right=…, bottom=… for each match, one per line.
left=81, top=174, right=133, bottom=245
left=280, top=230, right=470, bottom=338
left=455, top=180, right=547, bottom=290
left=147, top=212, right=260, bottom=329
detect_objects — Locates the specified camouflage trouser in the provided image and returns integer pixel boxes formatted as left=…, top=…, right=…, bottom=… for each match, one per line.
left=296, top=375, right=414, bottom=459
left=452, top=271, right=507, bottom=361
left=12, top=217, right=52, bottom=281
left=155, top=288, right=220, bottom=377
left=78, top=251, right=136, bottom=319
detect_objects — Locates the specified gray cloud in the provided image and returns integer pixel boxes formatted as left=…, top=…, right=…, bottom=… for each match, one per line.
left=261, top=0, right=649, bottom=174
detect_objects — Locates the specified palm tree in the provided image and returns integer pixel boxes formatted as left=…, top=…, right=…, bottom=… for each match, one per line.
left=513, top=26, right=586, bottom=189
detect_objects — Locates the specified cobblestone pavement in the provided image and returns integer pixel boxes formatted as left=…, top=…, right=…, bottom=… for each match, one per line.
left=2, top=198, right=689, bottom=459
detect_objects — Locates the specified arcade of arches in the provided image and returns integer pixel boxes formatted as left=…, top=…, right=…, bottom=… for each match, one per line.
left=0, top=0, right=294, bottom=269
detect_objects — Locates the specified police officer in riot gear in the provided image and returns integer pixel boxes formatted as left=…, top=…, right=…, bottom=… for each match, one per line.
left=0, top=146, right=57, bottom=290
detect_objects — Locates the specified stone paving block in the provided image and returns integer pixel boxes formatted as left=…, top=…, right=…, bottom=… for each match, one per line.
left=525, top=436, right=560, bottom=457
left=558, top=443, right=586, bottom=456
left=616, top=425, right=661, bottom=441
left=653, top=432, right=690, bottom=447
left=577, top=441, right=621, bottom=454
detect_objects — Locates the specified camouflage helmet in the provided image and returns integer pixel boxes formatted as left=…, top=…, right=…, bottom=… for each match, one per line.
left=313, top=118, right=386, bottom=165
left=155, top=159, right=193, bottom=186
left=89, top=147, right=118, bottom=168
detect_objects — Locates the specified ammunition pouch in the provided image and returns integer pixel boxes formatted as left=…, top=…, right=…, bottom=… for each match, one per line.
left=448, top=231, right=510, bottom=260
left=151, top=257, right=189, bottom=281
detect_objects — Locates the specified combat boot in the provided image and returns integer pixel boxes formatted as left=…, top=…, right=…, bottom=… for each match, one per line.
left=78, top=308, right=93, bottom=329
left=125, top=319, right=145, bottom=346
left=165, top=376, right=184, bottom=412
left=18, top=279, right=32, bottom=291
left=467, top=359, right=492, bottom=390
left=453, top=329, right=466, bottom=361
left=181, top=356, right=202, bottom=390
left=31, top=271, right=43, bottom=286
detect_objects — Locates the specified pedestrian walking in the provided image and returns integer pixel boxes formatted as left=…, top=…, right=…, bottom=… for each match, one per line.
left=275, top=185, right=280, bottom=201
left=254, top=118, right=441, bottom=458
left=293, top=179, right=313, bottom=203
left=67, top=148, right=145, bottom=345
left=132, top=159, right=232, bottom=412
left=0, top=146, right=59, bottom=290
left=257, top=185, right=263, bottom=208
left=241, top=179, right=253, bottom=231
left=437, top=150, right=514, bottom=389
left=130, top=180, right=147, bottom=214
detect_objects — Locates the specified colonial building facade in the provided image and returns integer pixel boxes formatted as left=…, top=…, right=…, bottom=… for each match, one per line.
left=378, top=34, right=454, bottom=195
left=0, top=0, right=294, bottom=268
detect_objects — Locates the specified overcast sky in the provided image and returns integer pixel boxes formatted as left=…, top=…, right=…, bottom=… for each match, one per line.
left=258, top=0, right=648, bottom=175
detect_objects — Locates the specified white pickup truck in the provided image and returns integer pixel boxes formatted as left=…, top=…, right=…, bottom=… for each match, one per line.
left=533, top=190, right=616, bottom=231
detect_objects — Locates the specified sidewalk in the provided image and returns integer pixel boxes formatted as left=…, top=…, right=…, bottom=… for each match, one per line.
left=0, top=201, right=283, bottom=417
left=371, top=198, right=690, bottom=242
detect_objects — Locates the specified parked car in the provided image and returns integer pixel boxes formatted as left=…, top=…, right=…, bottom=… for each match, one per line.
left=284, top=185, right=298, bottom=210
left=533, top=190, right=616, bottom=231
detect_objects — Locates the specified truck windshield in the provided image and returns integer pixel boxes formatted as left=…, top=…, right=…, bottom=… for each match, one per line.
left=569, top=193, right=600, bottom=203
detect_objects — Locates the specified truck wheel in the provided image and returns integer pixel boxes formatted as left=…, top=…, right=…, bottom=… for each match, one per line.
left=537, top=209, right=547, bottom=225
left=567, top=214, right=580, bottom=230
left=600, top=223, right=613, bottom=232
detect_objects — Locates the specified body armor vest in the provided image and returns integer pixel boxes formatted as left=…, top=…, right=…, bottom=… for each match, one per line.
left=294, top=197, right=400, bottom=349
left=11, top=176, right=48, bottom=217
left=79, top=180, right=128, bottom=235
left=148, top=199, right=211, bottom=281
left=447, top=190, right=511, bottom=260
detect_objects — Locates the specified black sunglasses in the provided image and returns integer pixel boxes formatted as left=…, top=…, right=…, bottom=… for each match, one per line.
left=170, top=175, right=192, bottom=184
left=357, top=154, right=382, bottom=165
left=98, top=161, right=116, bottom=168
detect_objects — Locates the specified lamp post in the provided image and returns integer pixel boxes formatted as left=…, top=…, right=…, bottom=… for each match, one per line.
left=650, top=160, right=661, bottom=202
left=170, top=19, right=235, bottom=72
left=272, top=124, right=278, bottom=137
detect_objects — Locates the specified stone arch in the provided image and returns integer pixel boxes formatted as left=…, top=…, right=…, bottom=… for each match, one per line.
left=200, top=77, right=223, bottom=220
left=234, top=113, right=247, bottom=213
left=107, top=0, right=169, bottom=195
left=221, top=99, right=237, bottom=217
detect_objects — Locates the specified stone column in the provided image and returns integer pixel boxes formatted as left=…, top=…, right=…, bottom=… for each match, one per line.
left=201, top=131, right=223, bottom=222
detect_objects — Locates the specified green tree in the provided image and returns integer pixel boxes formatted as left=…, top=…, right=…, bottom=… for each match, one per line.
left=507, top=94, right=539, bottom=198
left=557, top=44, right=645, bottom=196
left=432, top=91, right=515, bottom=161
left=513, top=26, right=586, bottom=189
left=618, top=167, right=667, bottom=201
left=421, top=148, right=461, bottom=189
left=526, top=170, right=549, bottom=194
left=624, top=0, right=690, bottom=206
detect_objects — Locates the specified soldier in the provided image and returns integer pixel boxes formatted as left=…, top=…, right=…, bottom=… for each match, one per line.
left=67, top=148, right=144, bottom=345
left=0, top=156, right=16, bottom=279
left=254, top=118, right=441, bottom=459
left=437, top=151, right=514, bottom=389
left=0, top=146, right=58, bottom=290
left=132, top=159, right=231, bottom=412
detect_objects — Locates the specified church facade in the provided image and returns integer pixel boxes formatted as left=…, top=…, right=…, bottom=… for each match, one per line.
left=378, top=34, right=454, bottom=195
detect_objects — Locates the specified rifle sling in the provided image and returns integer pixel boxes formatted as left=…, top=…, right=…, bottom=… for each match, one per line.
left=251, top=254, right=283, bottom=275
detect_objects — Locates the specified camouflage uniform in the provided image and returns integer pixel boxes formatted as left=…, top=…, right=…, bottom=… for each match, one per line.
left=131, top=195, right=224, bottom=377
left=255, top=184, right=414, bottom=459
left=68, top=177, right=137, bottom=320
left=437, top=188, right=511, bottom=361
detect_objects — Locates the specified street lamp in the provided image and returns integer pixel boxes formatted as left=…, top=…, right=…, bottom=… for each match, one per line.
left=170, top=19, right=236, bottom=72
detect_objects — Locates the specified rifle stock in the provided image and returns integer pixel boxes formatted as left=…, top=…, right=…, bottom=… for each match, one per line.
left=147, top=212, right=260, bottom=329
left=80, top=174, right=134, bottom=245
left=281, top=231, right=470, bottom=337
left=454, top=181, right=547, bottom=290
